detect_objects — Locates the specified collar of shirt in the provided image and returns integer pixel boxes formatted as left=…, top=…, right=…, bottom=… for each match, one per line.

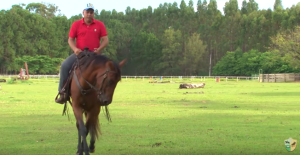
left=81, top=18, right=95, bottom=25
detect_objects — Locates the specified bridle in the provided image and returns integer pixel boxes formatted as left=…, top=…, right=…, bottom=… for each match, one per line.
left=73, top=52, right=117, bottom=104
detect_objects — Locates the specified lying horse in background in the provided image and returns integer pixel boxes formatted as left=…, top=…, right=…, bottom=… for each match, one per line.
left=60, top=48, right=126, bottom=155
left=179, top=83, right=206, bottom=89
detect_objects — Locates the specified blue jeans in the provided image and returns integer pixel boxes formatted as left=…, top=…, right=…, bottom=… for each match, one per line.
left=58, top=54, right=77, bottom=91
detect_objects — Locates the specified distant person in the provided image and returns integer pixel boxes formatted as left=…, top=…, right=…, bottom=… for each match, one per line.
left=55, top=3, right=109, bottom=104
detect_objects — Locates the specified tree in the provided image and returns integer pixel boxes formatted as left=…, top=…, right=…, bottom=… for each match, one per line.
left=259, top=51, right=298, bottom=73
left=241, top=0, right=248, bottom=15
left=129, top=31, right=162, bottom=75
left=26, top=2, right=59, bottom=19
left=157, top=28, right=182, bottom=75
left=223, top=0, right=241, bottom=51
left=274, top=0, right=283, bottom=10
left=180, top=33, right=207, bottom=75
left=247, top=0, right=258, bottom=13
left=236, top=49, right=261, bottom=75
left=212, top=49, right=243, bottom=75
left=1, top=1, right=300, bottom=75
left=269, top=26, right=300, bottom=68
left=15, top=55, right=63, bottom=74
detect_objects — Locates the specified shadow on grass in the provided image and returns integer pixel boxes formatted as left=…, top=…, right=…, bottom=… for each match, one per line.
left=250, top=92, right=299, bottom=97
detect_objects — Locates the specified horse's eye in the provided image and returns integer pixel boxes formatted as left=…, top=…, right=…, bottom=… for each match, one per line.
left=107, top=79, right=113, bottom=86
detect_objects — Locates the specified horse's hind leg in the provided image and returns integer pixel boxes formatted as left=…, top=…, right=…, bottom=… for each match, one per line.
left=73, top=106, right=89, bottom=155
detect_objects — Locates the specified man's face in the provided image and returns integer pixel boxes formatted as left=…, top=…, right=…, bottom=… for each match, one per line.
left=83, top=9, right=94, bottom=21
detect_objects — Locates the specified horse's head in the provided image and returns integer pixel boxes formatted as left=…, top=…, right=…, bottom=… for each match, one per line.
left=75, top=52, right=127, bottom=106
left=92, top=56, right=127, bottom=106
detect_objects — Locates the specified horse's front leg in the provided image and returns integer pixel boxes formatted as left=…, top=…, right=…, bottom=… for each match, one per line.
left=73, top=106, right=89, bottom=155
left=89, top=130, right=96, bottom=153
left=76, top=122, right=82, bottom=155
left=86, top=106, right=101, bottom=153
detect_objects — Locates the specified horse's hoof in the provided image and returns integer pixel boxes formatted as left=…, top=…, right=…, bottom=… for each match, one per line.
left=90, top=148, right=95, bottom=153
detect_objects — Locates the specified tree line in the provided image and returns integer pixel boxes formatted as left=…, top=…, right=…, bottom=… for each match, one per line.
left=0, top=0, right=299, bottom=76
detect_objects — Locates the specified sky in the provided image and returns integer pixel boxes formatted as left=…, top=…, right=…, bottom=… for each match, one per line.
left=1, top=0, right=299, bottom=18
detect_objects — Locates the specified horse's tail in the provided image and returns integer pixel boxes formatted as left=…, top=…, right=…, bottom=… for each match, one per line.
left=89, top=105, right=112, bottom=140
left=89, top=114, right=101, bottom=140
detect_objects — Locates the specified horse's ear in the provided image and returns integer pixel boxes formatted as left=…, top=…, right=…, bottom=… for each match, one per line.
left=119, top=58, right=127, bottom=68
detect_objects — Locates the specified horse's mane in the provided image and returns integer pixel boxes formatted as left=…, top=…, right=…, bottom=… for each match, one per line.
left=78, top=52, right=121, bottom=79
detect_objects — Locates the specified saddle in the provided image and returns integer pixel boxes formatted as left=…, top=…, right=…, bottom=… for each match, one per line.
left=55, top=48, right=97, bottom=106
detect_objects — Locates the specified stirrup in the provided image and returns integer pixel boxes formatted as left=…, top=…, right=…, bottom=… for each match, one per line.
left=55, top=89, right=67, bottom=104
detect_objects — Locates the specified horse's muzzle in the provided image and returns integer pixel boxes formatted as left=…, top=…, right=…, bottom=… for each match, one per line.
left=98, top=94, right=111, bottom=106
left=103, top=100, right=111, bottom=106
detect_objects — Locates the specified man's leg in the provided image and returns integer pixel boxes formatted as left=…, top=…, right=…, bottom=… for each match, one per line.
left=55, top=54, right=77, bottom=104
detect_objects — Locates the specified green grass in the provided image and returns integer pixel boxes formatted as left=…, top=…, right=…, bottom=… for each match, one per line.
left=0, top=79, right=299, bottom=155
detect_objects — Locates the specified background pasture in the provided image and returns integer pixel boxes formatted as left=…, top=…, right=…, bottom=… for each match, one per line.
left=0, top=77, right=299, bottom=155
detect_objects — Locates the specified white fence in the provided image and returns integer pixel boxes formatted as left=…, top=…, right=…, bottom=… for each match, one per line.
left=0, top=74, right=257, bottom=81
left=121, top=75, right=256, bottom=81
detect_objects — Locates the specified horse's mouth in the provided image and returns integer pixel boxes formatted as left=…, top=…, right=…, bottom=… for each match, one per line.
left=102, top=101, right=111, bottom=106
left=98, top=97, right=111, bottom=106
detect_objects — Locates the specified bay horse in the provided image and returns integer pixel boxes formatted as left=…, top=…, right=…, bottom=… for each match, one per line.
left=61, top=48, right=126, bottom=155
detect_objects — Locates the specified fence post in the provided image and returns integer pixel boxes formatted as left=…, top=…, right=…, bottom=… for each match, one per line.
left=237, top=77, right=239, bottom=82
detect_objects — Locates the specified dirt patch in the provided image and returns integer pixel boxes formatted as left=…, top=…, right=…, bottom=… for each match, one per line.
left=152, top=142, right=162, bottom=147
left=182, top=103, right=189, bottom=106
left=183, top=91, right=204, bottom=94
left=148, top=104, right=159, bottom=106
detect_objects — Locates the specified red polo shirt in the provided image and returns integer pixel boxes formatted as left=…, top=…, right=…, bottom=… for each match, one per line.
left=69, top=18, right=107, bottom=51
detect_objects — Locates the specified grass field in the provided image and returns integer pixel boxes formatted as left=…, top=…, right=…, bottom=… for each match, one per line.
left=0, top=78, right=299, bottom=155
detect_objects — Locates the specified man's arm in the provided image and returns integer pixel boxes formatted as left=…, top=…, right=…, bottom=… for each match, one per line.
left=95, top=36, right=109, bottom=54
left=68, top=37, right=81, bottom=55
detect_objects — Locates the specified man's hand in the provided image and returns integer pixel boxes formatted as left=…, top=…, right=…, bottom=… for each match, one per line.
left=94, top=36, right=109, bottom=55
left=68, top=37, right=82, bottom=55
left=94, top=48, right=101, bottom=54
left=74, top=48, right=82, bottom=55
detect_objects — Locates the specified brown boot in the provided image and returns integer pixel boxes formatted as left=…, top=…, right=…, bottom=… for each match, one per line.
left=55, top=92, right=66, bottom=104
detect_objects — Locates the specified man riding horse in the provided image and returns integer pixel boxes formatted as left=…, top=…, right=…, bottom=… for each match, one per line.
left=55, top=3, right=109, bottom=104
